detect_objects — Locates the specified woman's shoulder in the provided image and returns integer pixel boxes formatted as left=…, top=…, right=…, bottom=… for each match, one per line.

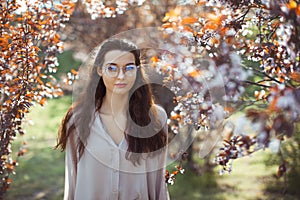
left=67, top=106, right=94, bottom=122
left=64, top=106, right=84, bottom=131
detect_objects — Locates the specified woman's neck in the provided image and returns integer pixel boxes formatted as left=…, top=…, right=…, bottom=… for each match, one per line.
left=101, top=92, right=129, bottom=115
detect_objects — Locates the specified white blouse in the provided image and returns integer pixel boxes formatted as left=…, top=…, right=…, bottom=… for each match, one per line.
left=63, top=106, right=170, bottom=200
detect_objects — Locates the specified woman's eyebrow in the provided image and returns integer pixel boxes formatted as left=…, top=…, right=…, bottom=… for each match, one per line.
left=125, top=62, right=135, bottom=66
left=105, top=62, right=135, bottom=66
left=106, top=62, right=117, bottom=65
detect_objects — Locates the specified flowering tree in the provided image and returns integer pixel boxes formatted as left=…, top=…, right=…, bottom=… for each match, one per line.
left=0, top=0, right=74, bottom=196
left=154, top=0, right=300, bottom=183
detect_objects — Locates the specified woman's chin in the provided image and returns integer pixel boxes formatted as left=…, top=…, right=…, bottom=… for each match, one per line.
left=111, top=88, right=131, bottom=95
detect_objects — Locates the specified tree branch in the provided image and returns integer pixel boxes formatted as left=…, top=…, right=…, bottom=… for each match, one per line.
left=242, top=80, right=271, bottom=88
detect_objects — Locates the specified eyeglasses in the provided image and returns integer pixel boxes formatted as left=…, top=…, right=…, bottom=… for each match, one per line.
left=104, top=63, right=139, bottom=78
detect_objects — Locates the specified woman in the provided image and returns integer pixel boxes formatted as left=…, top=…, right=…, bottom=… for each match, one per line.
left=56, top=39, right=170, bottom=200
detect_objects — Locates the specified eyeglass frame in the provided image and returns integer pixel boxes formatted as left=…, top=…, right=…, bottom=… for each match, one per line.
left=102, top=63, right=140, bottom=78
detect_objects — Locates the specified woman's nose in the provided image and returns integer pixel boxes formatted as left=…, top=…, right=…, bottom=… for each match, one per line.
left=117, top=68, right=125, bottom=79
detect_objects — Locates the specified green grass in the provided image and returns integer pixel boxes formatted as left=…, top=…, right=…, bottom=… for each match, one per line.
left=5, top=96, right=72, bottom=200
left=167, top=168, right=223, bottom=200
left=167, top=151, right=299, bottom=200
left=4, top=96, right=300, bottom=200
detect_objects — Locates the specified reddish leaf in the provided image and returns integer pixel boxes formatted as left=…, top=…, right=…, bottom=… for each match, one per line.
left=181, top=17, right=198, bottom=25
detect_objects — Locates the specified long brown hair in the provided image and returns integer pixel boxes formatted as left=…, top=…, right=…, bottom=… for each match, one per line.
left=56, top=39, right=167, bottom=164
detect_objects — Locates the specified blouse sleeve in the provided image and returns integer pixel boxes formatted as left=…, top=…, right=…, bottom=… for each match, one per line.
left=146, top=105, right=170, bottom=200
left=63, top=120, right=78, bottom=200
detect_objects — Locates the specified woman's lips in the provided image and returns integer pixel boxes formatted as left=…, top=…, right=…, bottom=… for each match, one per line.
left=114, top=83, right=127, bottom=88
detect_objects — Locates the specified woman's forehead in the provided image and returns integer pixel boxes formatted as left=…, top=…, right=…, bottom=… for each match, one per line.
left=103, top=50, right=135, bottom=64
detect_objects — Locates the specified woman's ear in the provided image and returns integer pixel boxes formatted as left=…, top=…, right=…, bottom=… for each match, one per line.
left=97, top=66, right=102, bottom=76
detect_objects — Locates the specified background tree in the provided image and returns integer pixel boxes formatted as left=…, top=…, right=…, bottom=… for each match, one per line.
left=153, top=0, right=300, bottom=187
left=0, top=0, right=74, bottom=196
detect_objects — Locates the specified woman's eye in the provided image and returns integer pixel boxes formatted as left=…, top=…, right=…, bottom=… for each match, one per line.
left=107, top=65, right=118, bottom=71
left=125, top=65, right=136, bottom=71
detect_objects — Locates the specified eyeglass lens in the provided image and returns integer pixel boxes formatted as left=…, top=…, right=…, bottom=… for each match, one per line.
left=105, top=64, right=137, bottom=77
